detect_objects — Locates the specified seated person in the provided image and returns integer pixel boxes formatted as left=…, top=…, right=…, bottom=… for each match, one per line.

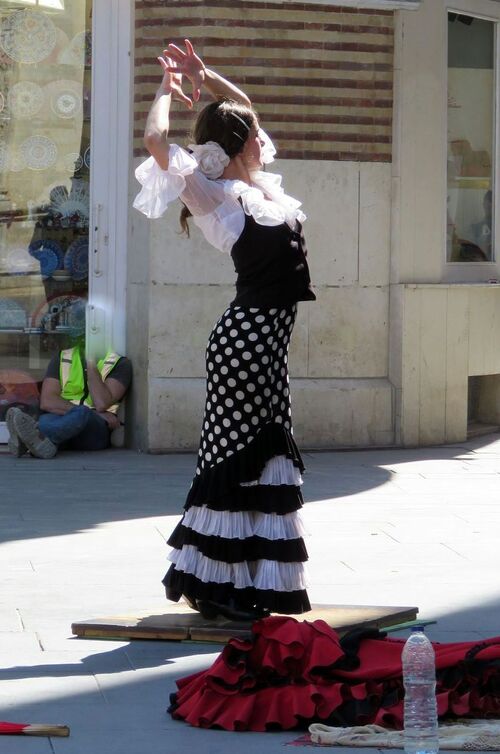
left=6, top=345, right=132, bottom=459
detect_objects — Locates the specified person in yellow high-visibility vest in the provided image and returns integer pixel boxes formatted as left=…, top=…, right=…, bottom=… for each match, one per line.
left=6, top=346, right=132, bottom=459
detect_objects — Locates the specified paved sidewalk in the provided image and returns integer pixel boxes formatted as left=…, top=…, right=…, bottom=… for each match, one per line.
left=1, top=434, right=500, bottom=753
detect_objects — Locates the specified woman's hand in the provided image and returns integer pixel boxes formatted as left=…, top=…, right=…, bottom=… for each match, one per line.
left=164, top=39, right=205, bottom=104
left=157, top=54, right=193, bottom=109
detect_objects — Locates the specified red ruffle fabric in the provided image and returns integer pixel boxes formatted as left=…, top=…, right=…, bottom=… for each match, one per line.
left=169, top=617, right=500, bottom=731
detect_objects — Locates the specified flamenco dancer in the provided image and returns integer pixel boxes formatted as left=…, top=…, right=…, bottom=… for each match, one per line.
left=134, top=40, right=316, bottom=622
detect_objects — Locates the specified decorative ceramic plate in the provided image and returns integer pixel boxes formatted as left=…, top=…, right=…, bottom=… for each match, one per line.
left=29, top=239, right=64, bottom=269
left=83, top=145, right=91, bottom=169
left=63, top=152, right=83, bottom=173
left=8, top=81, right=43, bottom=119
left=0, top=298, right=27, bottom=329
left=49, top=179, right=89, bottom=227
left=28, top=244, right=59, bottom=277
left=58, top=29, right=91, bottom=67
left=2, top=247, right=37, bottom=274
left=0, top=10, right=57, bottom=64
left=21, top=135, right=58, bottom=171
left=47, top=79, right=82, bottom=119
left=64, top=236, right=89, bottom=280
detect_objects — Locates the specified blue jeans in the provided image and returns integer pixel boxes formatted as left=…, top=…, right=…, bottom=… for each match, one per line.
left=38, top=405, right=111, bottom=451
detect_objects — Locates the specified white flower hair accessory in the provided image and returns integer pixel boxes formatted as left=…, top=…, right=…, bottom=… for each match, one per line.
left=188, top=141, right=230, bottom=179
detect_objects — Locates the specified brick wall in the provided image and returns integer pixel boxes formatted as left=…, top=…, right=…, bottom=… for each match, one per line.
left=134, top=1, right=393, bottom=162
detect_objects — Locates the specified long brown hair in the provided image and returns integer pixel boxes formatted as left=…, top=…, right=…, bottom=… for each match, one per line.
left=180, top=98, right=257, bottom=236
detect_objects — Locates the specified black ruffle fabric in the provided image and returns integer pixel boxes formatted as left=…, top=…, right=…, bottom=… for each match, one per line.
left=163, top=569, right=311, bottom=615
left=168, top=617, right=500, bottom=731
left=186, top=484, right=304, bottom=514
left=185, top=423, right=304, bottom=511
left=168, top=525, right=308, bottom=563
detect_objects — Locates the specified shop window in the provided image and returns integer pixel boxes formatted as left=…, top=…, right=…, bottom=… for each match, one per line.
left=447, top=13, right=495, bottom=263
left=0, top=2, right=91, bottom=424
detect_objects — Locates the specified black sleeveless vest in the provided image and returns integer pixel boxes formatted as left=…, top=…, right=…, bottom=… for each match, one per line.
left=230, top=213, right=316, bottom=308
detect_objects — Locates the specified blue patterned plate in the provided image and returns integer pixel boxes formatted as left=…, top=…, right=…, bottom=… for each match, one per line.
left=64, top=236, right=88, bottom=281
left=27, top=243, right=59, bottom=277
left=29, top=239, right=64, bottom=269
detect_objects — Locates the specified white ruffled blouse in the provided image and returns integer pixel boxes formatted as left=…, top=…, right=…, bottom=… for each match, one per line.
left=133, top=131, right=306, bottom=255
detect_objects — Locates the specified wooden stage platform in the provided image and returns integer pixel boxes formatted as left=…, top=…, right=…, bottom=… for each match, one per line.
left=71, top=603, right=418, bottom=643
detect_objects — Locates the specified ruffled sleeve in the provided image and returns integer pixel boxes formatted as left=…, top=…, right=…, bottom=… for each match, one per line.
left=133, top=144, right=198, bottom=220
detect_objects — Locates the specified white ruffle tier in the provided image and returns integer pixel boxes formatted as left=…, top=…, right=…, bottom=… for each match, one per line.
left=182, top=506, right=307, bottom=541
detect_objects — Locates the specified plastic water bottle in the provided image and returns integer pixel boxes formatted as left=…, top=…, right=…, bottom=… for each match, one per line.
left=402, top=627, right=439, bottom=754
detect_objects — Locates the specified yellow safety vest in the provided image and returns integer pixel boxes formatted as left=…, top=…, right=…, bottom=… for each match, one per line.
left=59, top=348, right=123, bottom=415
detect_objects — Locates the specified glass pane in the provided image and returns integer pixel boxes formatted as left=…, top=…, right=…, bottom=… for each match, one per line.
left=447, top=13, right=494, bottom=262
left=0, top=1, right=91, bottom=424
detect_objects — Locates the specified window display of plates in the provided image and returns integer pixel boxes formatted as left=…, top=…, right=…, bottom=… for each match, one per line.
left=0, top=298, right=27, bottom=329
left=20, top=135, right=58, bottom=171
left=58, top=30, right=91, bottom=67
left=29, top=239, right=64, bottom=269
left=7, top=81, right=43, bottom=119
left=47, top=79, right=83, bottom=120
left=28, top=242, right=60, bottom=278
left=64, top=236, right=89, bottom=281
left=0, top=10, right=57, bottom=64
left=62, top=152, right=83, bottom=173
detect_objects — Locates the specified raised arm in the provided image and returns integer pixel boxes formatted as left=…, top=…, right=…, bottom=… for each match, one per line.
left=143, top=55, right=192, bottom=170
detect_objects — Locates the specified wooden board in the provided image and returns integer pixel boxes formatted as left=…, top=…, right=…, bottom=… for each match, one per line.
left=71, top=603, right=418, bottom=644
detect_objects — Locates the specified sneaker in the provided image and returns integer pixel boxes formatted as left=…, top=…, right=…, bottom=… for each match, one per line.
left=12, top=410, right=57, bottom=459
left=5, top=407, right=28, bottom=457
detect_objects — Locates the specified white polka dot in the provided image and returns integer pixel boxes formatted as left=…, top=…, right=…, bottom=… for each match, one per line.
left=235, top=390, right=245, bottom=400
left=233, top=411, right=242, bottom=421
left=223, top=418, right=231, bottom=428
left=264, top=388, right=271, bottom=398
left=241, top=322, right=251, bottom=330
left=262, top=325, right=270, bottom=334
left=285, top=316, right=291, bottom=325
left=214, top=425, right=221, bottom=435
left=225, top=398, right=234, bottom=408
left=258, top=375, right=266, bottom=385
left=266, top=337, right=273, bottom=345
left=220, top=365, right=228, bottom=375
left=218, top=385, right=226, bottom=395
left=281, top=401, right=286, bottom=411
left=271, top=343, right=278, bottom=351
left=230, top=430, right=238, bottom=440
left=277, top=381, right=282, bottom=391
left=208, top=432, right=213, bottom=441
left=241, top=423, right=249, bottom=432
left=284, top=387, right=289, bottom=397
left=260, top=408, right=268, bottom=417
left=275, top=415, right=283, bottom=424
left=278, top=348, right=284, bottom=358
left=251, top=416, right=259, bottom=425
left=225, top=347, right=233, bottom=356
left=235, top=311, right=245, bottom=319
left=217, top=326, right=223, bottom=334
left=210, top=343, right=217, bottom=351
left=250, top=363, right=259, bottom=373
left=238, top=371, right=248, bottom=380
left=227, top=378, right=236, bottom=387
left=220, top=336, right=227, bottom=345
left=235, top=340, right=245, bottom=348
left=204, top=421, right=209, bottom=430
left=247, top=383, right=256, bottom=393
left=272, top=395, right=279, bottom=405
left=254, top=395, right=262, bottom=405
left=236, top=443, right=245, bottom=451
left=216, top=406, right=223, bottom=415
left=256, top=344, right=264, bottom=353
left=220, top=437, right=228, bottom=447
left=213, top=374, right=219, bottom=383
left=206, top=452, right=212, bottom=462
left=226, top=319, right=232, bottom=326
left=247, top=436, right=254, bottom=443
left=248, top=333, right=258, bottom=341
left=255, top=315, right=265, bottom=323
left=242, top=351, right=252, bottom=361
left=262, top=355, right=270, bottom=365
left=215, top=354, right=223, bottom=363
left=231, top=359, right=239, bottom=367
left=273, top=361, right=280, bottom=370
left=278, top=329, right=284, bottom=338
left=229, top=329, right=238, bottom=338
left=210, top=413, right=215, bottom=422
left=206, top=402, right=211, bottom=411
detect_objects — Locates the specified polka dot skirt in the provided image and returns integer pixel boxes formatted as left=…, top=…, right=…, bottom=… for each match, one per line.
left=163, top=304, right=311, bottom=616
